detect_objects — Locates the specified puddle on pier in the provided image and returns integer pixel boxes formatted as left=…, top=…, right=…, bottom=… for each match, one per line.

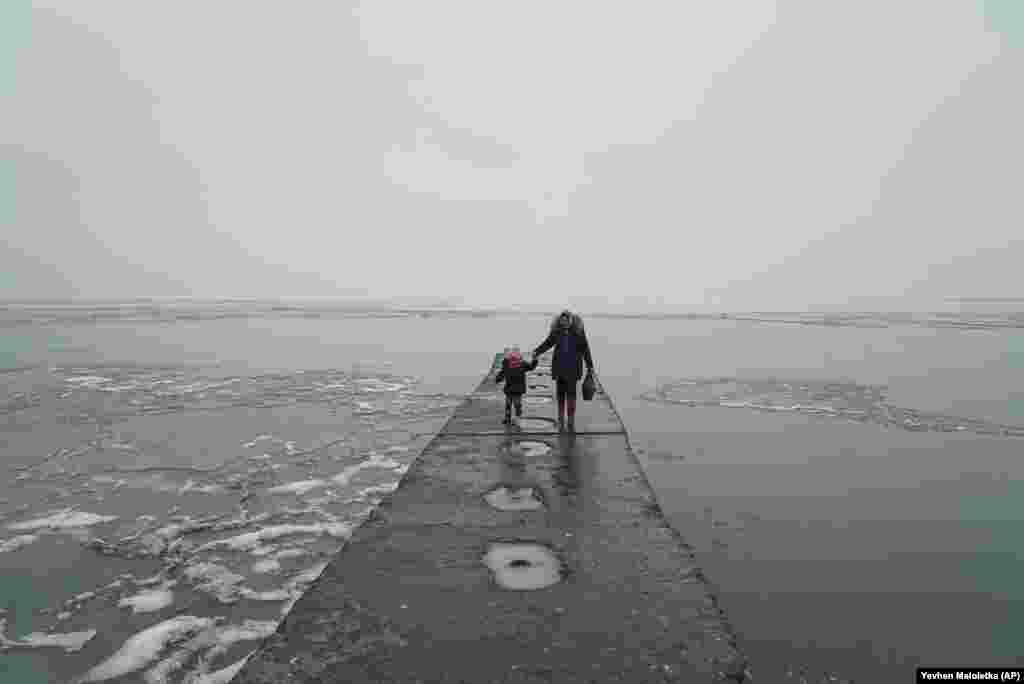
left=483, top=543, right=563, bottom=590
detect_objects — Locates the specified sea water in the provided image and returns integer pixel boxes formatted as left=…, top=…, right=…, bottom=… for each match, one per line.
left=2, top=302, right=1023, bottom=682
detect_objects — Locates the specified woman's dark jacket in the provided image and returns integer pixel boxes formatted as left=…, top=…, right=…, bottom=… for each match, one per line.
left=495, top=358, right=538, bottom=395
left=533, top=328, right=594, bottom=383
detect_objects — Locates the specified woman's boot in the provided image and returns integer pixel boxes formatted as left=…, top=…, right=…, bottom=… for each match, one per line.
left=566, top=398, right=576, bottom=432
left=557, top=398, right=566, bottom=432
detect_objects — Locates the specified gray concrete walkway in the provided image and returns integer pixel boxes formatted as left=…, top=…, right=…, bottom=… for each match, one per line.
left=233, top=353, right=749, bottom=683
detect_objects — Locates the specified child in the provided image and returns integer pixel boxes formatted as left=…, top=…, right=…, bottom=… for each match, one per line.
left=494, top=347, right=539, bottom=425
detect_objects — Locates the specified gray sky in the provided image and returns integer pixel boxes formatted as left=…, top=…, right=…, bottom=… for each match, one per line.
left=3, top=1, right=1022, bottom=311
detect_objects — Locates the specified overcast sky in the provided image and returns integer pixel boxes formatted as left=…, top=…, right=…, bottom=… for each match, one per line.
left=2, top=1, right=1021, bottom=311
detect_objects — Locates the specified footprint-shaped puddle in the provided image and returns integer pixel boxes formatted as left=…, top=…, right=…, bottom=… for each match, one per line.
left=517, top=418, right=555, bottom=432
left=512, top=441, right=551, bottom=457
left=484, top=485, right=545, bottom=511
left=483, top=543, right=562, bottom=590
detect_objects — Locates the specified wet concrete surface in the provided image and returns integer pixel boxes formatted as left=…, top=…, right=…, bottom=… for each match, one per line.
left=233, top=354, right=748, bottom=683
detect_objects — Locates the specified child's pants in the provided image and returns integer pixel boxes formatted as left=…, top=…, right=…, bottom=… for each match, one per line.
left=504, top=393, right=523, bottom=419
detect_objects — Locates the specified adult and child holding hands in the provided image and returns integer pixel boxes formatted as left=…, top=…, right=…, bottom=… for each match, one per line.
left=495, top=310, right=596, bottom=433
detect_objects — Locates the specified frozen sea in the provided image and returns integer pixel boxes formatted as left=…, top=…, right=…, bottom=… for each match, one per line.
left=1, top=302, right=1023, bottom=682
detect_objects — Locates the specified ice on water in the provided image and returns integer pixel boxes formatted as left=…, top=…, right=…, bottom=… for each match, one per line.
left=0, top=534, right=39, bottom=553
left=118, top=585, right=176, bottom=614
left=75, top=616, right=216, bottom=682
left=0, top=361, right=462, bottom=683
left=8, top=509, right=118, bottom=532
left=197, top=522, right=353, bottom=554
left=266, top=479, right=328, bottom=495
left=0, top=618, right=97, bottom=653
left=640, top=376, right=1024, bottom=437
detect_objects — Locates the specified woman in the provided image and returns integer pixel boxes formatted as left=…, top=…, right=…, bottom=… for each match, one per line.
left=531, top=310, right=595, bottom=432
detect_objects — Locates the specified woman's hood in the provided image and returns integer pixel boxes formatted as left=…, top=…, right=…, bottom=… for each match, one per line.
left=550, top=311, right=584, bottom=334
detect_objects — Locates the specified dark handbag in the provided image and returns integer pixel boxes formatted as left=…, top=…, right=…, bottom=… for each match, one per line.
left=581, top=370, right=596, bottom=401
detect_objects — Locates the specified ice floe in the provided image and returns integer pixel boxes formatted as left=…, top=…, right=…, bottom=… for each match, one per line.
left=197, top=523, right=352, bottom=553
left=11, top=363, right=450, bottom=683
left=241, top=588, right=292, bottom=602
left=221, top=562, right=329, bottom=605
left=251, top=558, right=281, bottom=574
left=357, top=482, right=399, bottom=499
left=184, top=563, right=247, bottom=604
left=290, top=561, right=328, bottom=586
left=639, top=376, right=1024, bottom=437
left=355, top=378, right=408, bottom=393
left=118, top=585, right=175, bottom=614
left=248, top=544, right=277, bottom=557
left=75, top=616, right=216, bottom=682
left=178, top=480, right=227, bottom=495
left=192, top=622, right=273, bottom=668
left=183, top=655, right=251, bottom=684
left=331, top=453, right=402, bottom=486
left=0, top=618, right=97, bottom=653
left=273, top=548, right=308, bottom=561
left=135, top=572, right=165, bottom=587
left=267, top=479, right=327, bottom=496
left=0, top=534, right=39, bottom=553
left=8, top=510, right=118, bottom=531
left=64, top=376, right=111, bottom=386
left=76, top=616, right=275, bottom=683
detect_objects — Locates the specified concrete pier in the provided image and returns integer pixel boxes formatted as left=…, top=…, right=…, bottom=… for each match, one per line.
left=233, top=353, right=749, bottom=683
